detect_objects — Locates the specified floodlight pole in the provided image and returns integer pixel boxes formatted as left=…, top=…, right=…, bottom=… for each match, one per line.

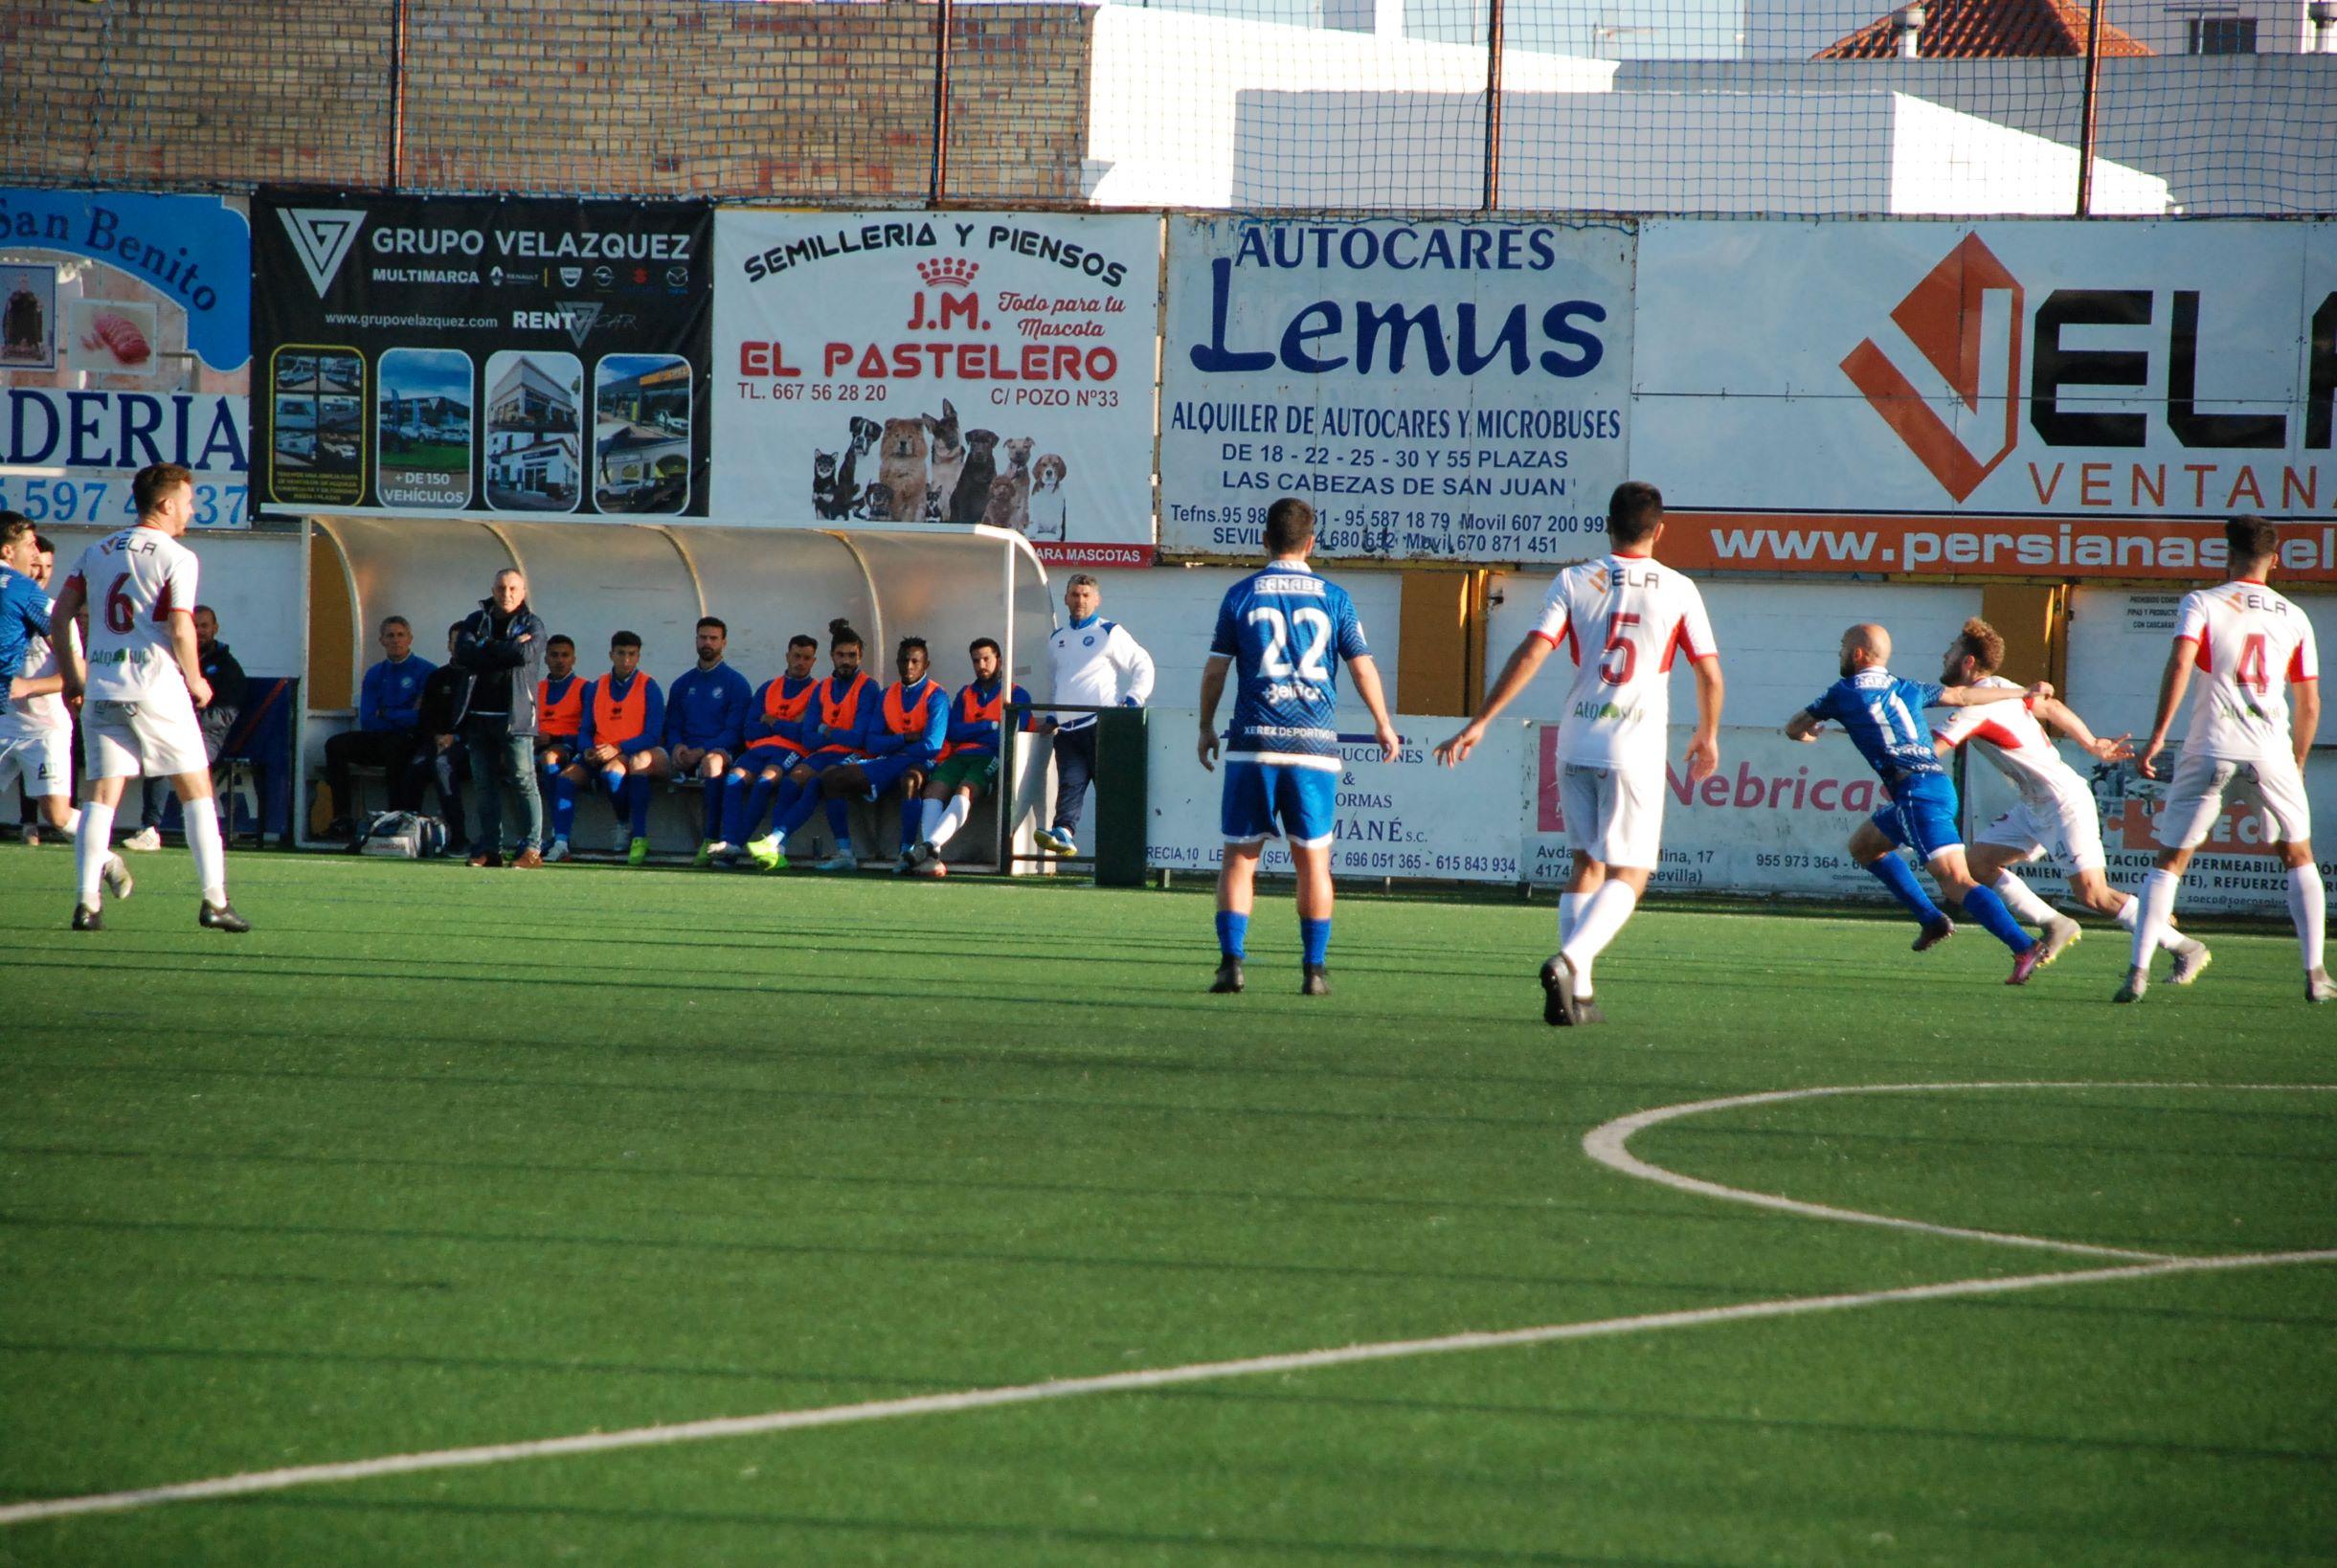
left=2075, top=0, right=2105, bottom=216
left=1482, top=0, right=1508, bottom=211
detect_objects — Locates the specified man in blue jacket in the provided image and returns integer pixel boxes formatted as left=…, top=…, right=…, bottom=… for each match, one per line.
left=325, top=615, right=435, bottom=840
left=451, top=569, right=549, bottom=868
left=664, top=616, right=752, bottom=865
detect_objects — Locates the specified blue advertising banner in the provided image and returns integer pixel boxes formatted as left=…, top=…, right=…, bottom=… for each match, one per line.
left=1158, top=216, right=1634, bottom=563
left=0, top=190, right=252, bottom=529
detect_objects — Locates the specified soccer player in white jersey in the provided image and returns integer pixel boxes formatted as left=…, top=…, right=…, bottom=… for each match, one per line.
left=1435, top=482, right=1723, bottom=1025
left=49, top=463, right=249, bottom=933
left=0, top=513, right=131, bottom=899
left=2119, top=515, right=2326, bottom=1004
left=1929, top=616, right=2209, bottom=977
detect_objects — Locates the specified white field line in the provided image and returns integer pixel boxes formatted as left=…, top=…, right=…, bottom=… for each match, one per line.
left=5, top=1080, right=2330, bottom=1528
left=1581, top=1081, right=2337, bottom=1263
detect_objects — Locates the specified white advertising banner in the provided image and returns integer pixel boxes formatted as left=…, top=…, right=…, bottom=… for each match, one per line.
left=1965, top=743, right=2332, bottom=918
left=1632, top=218, right=2337, bottom=584
left=712, top=210, right=1160, bottom=563
left=1159, top=217, right=1635, bottom=564
left=1146, top=709, right=1526, bottom=882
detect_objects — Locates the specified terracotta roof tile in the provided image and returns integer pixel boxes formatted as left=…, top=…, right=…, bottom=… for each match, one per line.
left=1815, top=0, right=2154, bottom=58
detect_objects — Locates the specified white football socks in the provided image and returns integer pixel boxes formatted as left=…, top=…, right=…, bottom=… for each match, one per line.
left=928, top=795, right=972, bottom=849
left=2129, top=868, right=2181, bottom=972
left=1561, top=882, right=1639, bottom=997
left=2289, top=865, right=2327, bottom=973
left=183, top=795, right=228, bottom=907
left=53, top=805, right=81, bottom=839
left=2114, top=894, right=2195, bottom=953
left=75, top=799, right=116, bottom=906
left=1558, top=891, right=1584, bottom=949
left=1990, top=870, right=2057, bottom=926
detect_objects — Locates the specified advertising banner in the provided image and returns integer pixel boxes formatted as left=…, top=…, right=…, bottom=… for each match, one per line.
left=1523, top=723, right=1892, bottom=898
left=0, top=189, right=251, bottom=529
left=1633, top=218, right=2337, bottom=582
left=1145, top=709, right=1525, bottom=882
left=1158, top=217, right=1634, bottom=564
left=253, top=190, right=710, bottom=520
left=712, top=211, right=1159, bottom=563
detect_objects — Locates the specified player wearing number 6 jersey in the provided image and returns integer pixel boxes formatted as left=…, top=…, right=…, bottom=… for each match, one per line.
left=1198, top=497, right=1399, bottom=997
left=2120, top=516, right=2328, bottom=1004
left=1436, top=482, right=1723, bottom=1025
left=49, top=462, right=248, bottom=933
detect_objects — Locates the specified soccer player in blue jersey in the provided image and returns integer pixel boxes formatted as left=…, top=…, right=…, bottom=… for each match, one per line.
left=1786, top=622, right=2055, bottom=985
left=665, top=616, right=752, bottom=865
left=1198, top=498, right=1399, bottom=997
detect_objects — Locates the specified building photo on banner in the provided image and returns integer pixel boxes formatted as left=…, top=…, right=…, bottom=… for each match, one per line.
left=0, top=188, right=251, bottom=529
left=1159, top=216, right=1633, bottom=565
left=252, top=190, right=711, bottom=522
left=1631, top=217, right=2337, bottom=582
left=712, top=210, right=1159, bottom=562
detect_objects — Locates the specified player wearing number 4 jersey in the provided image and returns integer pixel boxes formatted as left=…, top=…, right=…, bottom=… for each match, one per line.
left=48, top=462, right=248, bottom=933
left=1199, top=498, right=1399, bottom=997
left=2120, top=516, right=2329, bottom=1004
left=1436, top=482, right=1724, bottom=1026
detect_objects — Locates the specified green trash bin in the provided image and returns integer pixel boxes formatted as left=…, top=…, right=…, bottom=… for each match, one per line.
left=1090, top=706, right=1149, bottom=887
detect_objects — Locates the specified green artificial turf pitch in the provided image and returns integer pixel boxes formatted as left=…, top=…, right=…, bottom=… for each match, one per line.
left=1, top=847, right=2331, bottom=1565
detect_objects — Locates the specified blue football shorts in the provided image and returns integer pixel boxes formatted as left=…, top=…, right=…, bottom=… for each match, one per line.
left=1221, top=757, right=1338, bottom=849
left=1872, top=773, right=1964, bottom=862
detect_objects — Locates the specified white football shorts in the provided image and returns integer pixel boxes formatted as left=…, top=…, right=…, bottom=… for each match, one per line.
left=2154, top=750, right=2311, bottom=851
left=0, top=728, right=73, bottom=798
left=83, top=691, right=209, bottom=781
left=1559, top=761, right=1664, bottom=869
left=1975, top=792, right=2107, bottom=875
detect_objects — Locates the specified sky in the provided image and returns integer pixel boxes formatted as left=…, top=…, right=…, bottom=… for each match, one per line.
left=379, top=347, right=474, bottom=404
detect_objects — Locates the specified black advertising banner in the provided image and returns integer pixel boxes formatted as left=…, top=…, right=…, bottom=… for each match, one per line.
left=253, top=190, right=711, bottom=520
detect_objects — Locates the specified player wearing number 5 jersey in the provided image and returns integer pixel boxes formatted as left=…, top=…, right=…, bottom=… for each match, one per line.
left=49, top=462, right=248, bottom=933
left=2121, top=516, right=2329, bottom=1004
left=1198, top=497, right=1399, bottom=997
left=1436, top=482, right=1723, bottom=1026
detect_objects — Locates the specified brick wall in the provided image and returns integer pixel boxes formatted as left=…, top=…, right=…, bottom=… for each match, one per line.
left=1, top=0, right=1094, bottom=200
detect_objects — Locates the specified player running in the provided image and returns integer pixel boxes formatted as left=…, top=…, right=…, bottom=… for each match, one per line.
left=49, top=463, right=247, bottom=932
left=1786, top=623, right=2048, bottom=984
left=1929, top=616, right=2209, bottom=978
left=1198, top=498, right=1398, bottom=997
left=1434, top=481, right=1723, bottom=1026
left=2118, top=516, right=2329, bottom=1004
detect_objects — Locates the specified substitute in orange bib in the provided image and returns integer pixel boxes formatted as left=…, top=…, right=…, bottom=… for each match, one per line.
left=534, top=634, right=584, bottom=861
left=906, top=637, right=1032, bottom=876
left=766, top=618, right=879, bottom=871
left=565, top=630, right=668, bottom=866
left=823, top=637, right=950, bottom=872
left=719, top=632, right=821, bottom=868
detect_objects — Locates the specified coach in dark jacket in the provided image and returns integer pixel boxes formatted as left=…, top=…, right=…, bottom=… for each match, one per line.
left=452, top=568, right=548, bottom=867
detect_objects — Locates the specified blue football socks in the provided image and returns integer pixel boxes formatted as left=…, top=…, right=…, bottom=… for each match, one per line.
left=1300, top=917, right=1332, bottom=968
left=1864, top=855, right=1944, bottom=925
left=1216, top=910, right=1248, bottom=959
left=1959, top=883, right=2034, bottom=952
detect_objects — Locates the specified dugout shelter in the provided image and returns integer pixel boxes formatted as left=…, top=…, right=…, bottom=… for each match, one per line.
left=304, top=520, right=1057, bottom=864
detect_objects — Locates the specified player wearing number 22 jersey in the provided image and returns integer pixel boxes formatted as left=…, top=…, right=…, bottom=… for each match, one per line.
left=1434, top=482, right=1725, bottom=1027
left=2121, top=515, right=2328, bottom=1005
left=1199, top=498, right=1399, bottom=998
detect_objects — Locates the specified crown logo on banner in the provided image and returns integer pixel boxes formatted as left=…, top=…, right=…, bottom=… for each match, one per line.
left=915, top=257, right=978, bottom=288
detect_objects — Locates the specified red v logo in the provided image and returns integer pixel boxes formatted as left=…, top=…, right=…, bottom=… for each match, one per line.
left=1840, top=234, right=2025, bottom=504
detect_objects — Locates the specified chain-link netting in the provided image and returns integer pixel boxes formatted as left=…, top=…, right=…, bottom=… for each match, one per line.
left=3, top=0, right=2330, bottom=213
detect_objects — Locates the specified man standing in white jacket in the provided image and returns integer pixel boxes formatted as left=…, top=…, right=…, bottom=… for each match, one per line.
left=1037, top=573, right=1155, bottom=856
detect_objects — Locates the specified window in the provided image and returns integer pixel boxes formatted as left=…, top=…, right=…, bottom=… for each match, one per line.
left=2188, top=15, right=2257, bottom=52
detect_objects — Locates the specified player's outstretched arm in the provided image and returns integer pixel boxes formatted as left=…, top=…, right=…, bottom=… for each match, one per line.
left=2138, top=643, right=2194, bottom=779
left=1784, top=708, right=1825, bottom=743
left=1434, top=635, right=1552, bottom=766
left=2292, top=678, right=2320, bottom=774
left=47, top=577, right=87, bottom=700
left=1686, top=654, right=1724, bottom=783
left=1934, top=681, right=2048, bottom=709
left=1195, top=654, right=1229, bottom=772
left=1347, top=654, right=1399, bottom=762
left=2033, top=695, right=2133, bottom=762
